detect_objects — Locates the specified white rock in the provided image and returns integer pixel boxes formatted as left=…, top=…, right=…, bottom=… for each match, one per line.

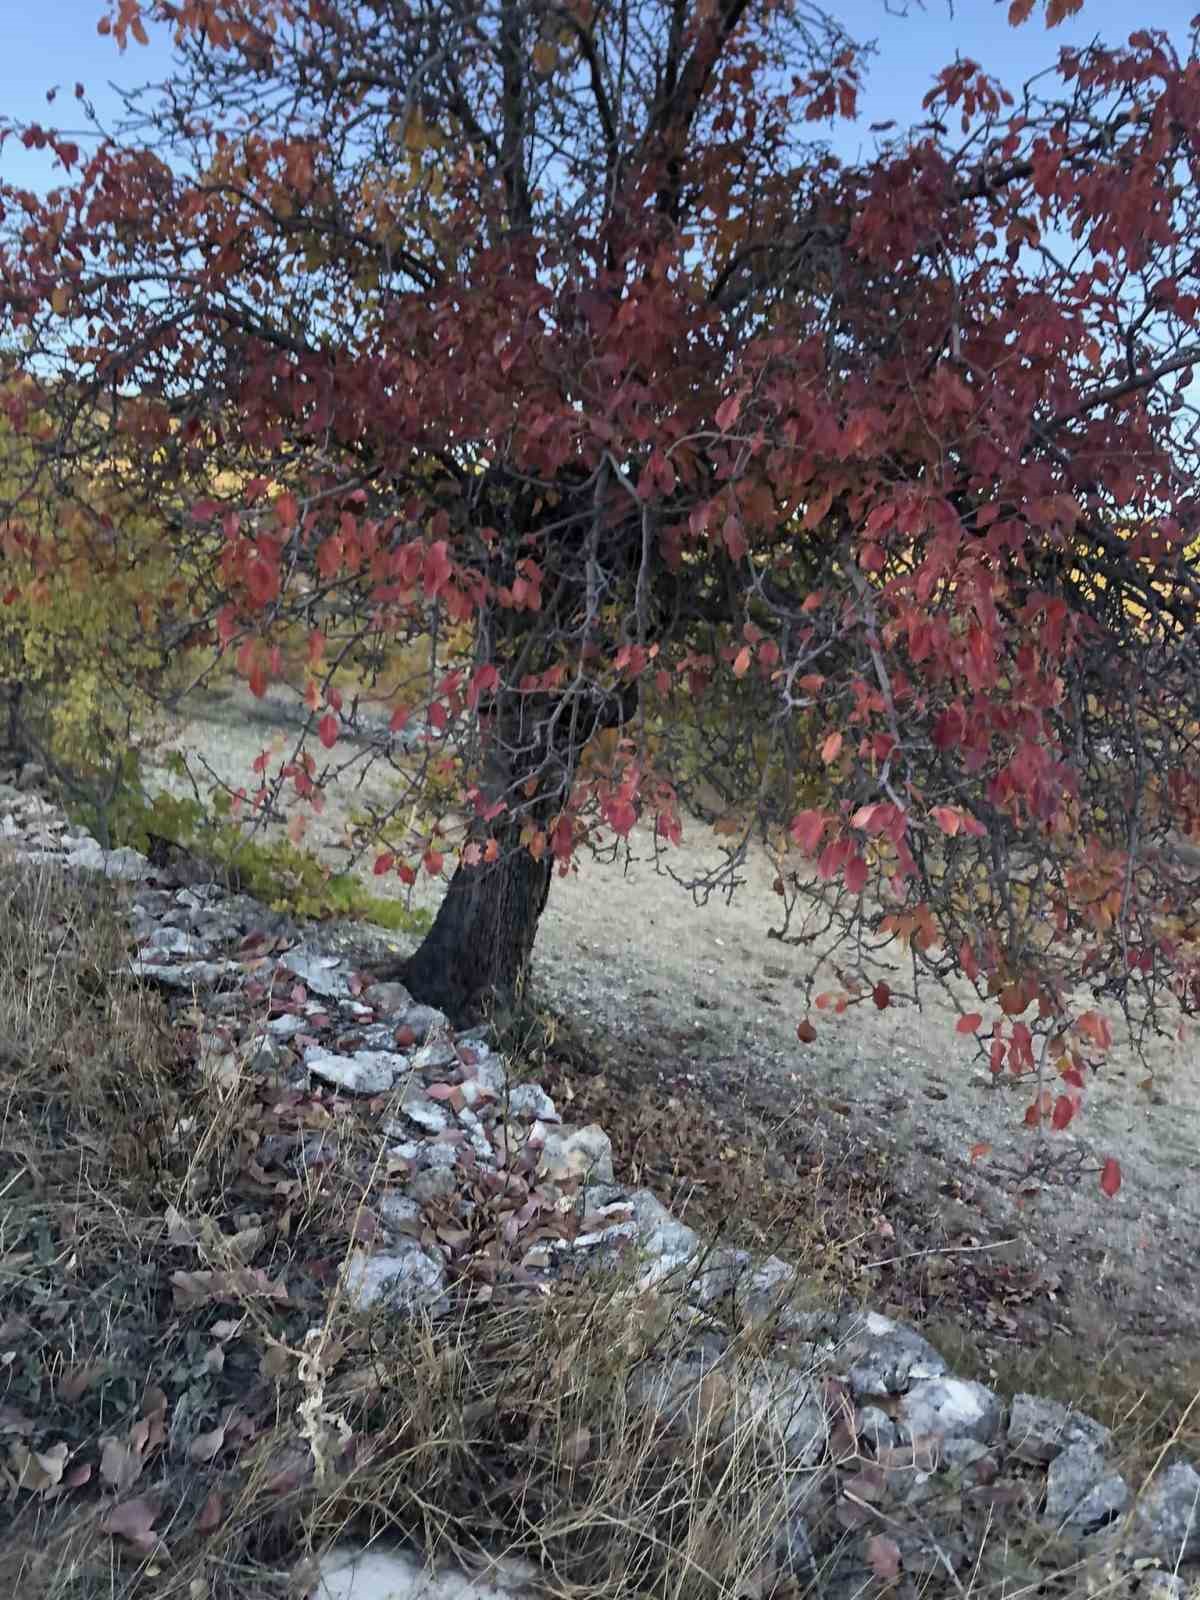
left=307, top=1049, right=404, bottom=1096
left=316, top=1545, right=538, bottom=1600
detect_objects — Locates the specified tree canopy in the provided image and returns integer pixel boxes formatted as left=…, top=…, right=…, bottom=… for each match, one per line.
left=3, top=0, right=1200, bottom=1191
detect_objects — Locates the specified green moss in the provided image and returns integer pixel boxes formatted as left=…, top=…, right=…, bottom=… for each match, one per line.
left=68, top=776, right=432, bottom=936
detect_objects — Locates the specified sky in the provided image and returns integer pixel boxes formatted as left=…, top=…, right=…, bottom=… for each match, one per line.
left=2, top=0, right=1198, bottom=194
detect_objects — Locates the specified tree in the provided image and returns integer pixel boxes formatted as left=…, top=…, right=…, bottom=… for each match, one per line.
left=3, top=0, right=1200, bottom=1188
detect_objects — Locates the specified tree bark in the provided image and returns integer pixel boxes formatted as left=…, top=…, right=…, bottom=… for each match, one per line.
left=386, top=821, right=555, bottom=1027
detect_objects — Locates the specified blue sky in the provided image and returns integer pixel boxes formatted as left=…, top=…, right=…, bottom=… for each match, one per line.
left=2, top=0, right=1197, bottom=191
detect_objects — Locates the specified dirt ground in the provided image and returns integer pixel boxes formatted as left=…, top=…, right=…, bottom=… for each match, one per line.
left=152, top=686, right=1200, bottom=1375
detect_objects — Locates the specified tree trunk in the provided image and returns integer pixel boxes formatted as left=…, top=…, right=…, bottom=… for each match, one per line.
left=389, top=823, right=555, bottom=1027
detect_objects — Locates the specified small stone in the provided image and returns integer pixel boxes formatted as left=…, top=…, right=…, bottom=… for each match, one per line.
left=1007, top=1392, right=1111, bottom=1463
left=342, top=1242, right=447, bottom=1314
left=306, top=1048, right=403, bottom=1096
left=407, top=1166, right=460, bottom=1205
left=375, top=1193, right=422, bottom=1230
left=858, top=1406, right=898, bottom=1451
left=368, top=981, right=414, bottom=1015
left=129, top=957, right=241, bottom=988
left=504, top=1082, right=560, bottom=1122
left=843, top=1314, right=948, bottom=1398
left=1133, top=1461, right=1200, bottom=1561
left=1043, top=1441, right=1130, bottom=1531
left=400, top=1092, right=451, bottom=1135
left=266, top=1014, right=307, bottom=1038
left=402, top=1005, right=452, bottom=1045
left=896, top=1377, right=1002, bottom=1446
left=279, top=947, right=353, bottom=999
left=538, top=1123, right=614, bottom=1184
left=68, top=841, right=153, bottom=880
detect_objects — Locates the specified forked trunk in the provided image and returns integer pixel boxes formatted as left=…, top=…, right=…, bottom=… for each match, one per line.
left=392, top=818, right=555, bottom=1027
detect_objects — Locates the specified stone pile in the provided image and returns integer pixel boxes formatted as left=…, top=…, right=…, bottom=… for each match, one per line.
left=2, top=764, right=1197, bottom=1600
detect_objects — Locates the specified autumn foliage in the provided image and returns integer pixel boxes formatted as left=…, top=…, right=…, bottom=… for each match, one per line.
left=3, top=0, right=1200, bottom=1190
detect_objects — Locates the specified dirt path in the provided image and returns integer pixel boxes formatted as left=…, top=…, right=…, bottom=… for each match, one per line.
left=153, top=687, right=1200, bottom=1349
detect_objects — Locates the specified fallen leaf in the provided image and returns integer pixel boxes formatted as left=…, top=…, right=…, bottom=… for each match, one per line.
left=188, top=1423, right=227, bottom=1464
left=9, top=1440, right=69, bottom=1494
left=100, top=1437, right=143, bottom=1493
left=102, top=1496, right=160, bottom=1550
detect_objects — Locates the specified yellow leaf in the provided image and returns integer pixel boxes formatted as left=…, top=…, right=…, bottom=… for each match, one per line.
left=533, top=40, right=558, bottom=75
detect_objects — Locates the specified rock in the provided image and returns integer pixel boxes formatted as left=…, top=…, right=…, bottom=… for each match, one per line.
left=369, top=980, right=415, bottom=1015
left=140, top=925, right=212, bottom=958
left=1133, top=1462, right=1200, bottom=1561
left=316, top=1545, right=540, bottom=1600
left=400, top=1092, right=452, bottom=1136
left=744, top=1362, right=829, bottom=1465
left=306, top=1047, right=405, bottom=1096
left=342, top=1241, right=447, bottom=1314
left=407, top=1166, right=461, bottom=1205
left=504, top=1082, right=560, bottom=1122
left=842, top=1313, right=947, bottom=1398
left=858, top=1406, right=898, bottom=1452
left=538, top=1123, right=614, bottom=1184
left=376, top=1193, right=423, bottom=1230
left=129, top=957, right=242, bottom=988
left=279, top=946, right=354, bottom=999
left=1043, top=1441, right=1131, bottom=1531
left=733, top=1255, right=835, bottom=1336
left=1139, top=1574, right=1188, bottom=1600
left=66, top=840, right=153, bottom=880
left=896, top=1376, right=1001, bottom=1445
left=403, top=1005, right=452, bottom=1045
left=241, top=1030, right=287, bottom=1073
left=266, top=1014, right=307, bottom=1038
left=687, top=1245, right=755, bottom=1306
left=619, top=1189, right=701, bottom=1284
left=1007, top=1392, right=1111, bottom=1463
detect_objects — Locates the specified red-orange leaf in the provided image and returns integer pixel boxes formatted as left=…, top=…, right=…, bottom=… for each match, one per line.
left=956, top=1012, right=982, bottom=1034
left=1100, top=1157, right=1122, bottom=1198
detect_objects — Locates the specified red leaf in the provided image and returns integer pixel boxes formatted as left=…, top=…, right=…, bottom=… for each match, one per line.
left=844, top=854, right=867, bottom=895
left=274, top=491, right=299, bottom=530
left=1100, top=1157, right=1122, bottom=1198
left=956, top=1012, right=982, bottom=1034
left=872, top=982, right=890, bottom=1010
left=796, top=1019, right=817, bottom=1043
left=969, top=1141, right=991, bottom=1162
left=715, top=391, right=742, bottom=431
left=373, top=853, right=394, bottom=876
left=317, top=713, right=338, bottom=749
left=866, top=1535, right=902, bottom=1584
left=930, top=805, right=961, bottom=837
left=789, top=809, right=826, bottom=855
left=1051, top=1094, right=1075, bottom=1131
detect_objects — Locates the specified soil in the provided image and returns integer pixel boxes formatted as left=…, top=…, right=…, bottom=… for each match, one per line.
left=151, top=684, right=1200, bottom=1376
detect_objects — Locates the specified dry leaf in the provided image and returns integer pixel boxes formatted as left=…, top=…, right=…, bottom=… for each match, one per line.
left=100, top=1437, right=143, bottom=1493
left=102, top=1495, right=160, bottom=1550
left=9, top=1439, right=69, bottom=1493
left=189, top=1423, right=227, bottom=1463
left=195, top=1489, right=224, bottom=1533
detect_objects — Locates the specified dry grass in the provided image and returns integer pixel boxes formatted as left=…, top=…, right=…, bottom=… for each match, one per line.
left=1, top=854, right=1198, bottom=1600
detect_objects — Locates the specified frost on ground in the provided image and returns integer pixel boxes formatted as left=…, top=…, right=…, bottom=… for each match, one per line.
left=152, top=687, right=1200, bottom=1349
